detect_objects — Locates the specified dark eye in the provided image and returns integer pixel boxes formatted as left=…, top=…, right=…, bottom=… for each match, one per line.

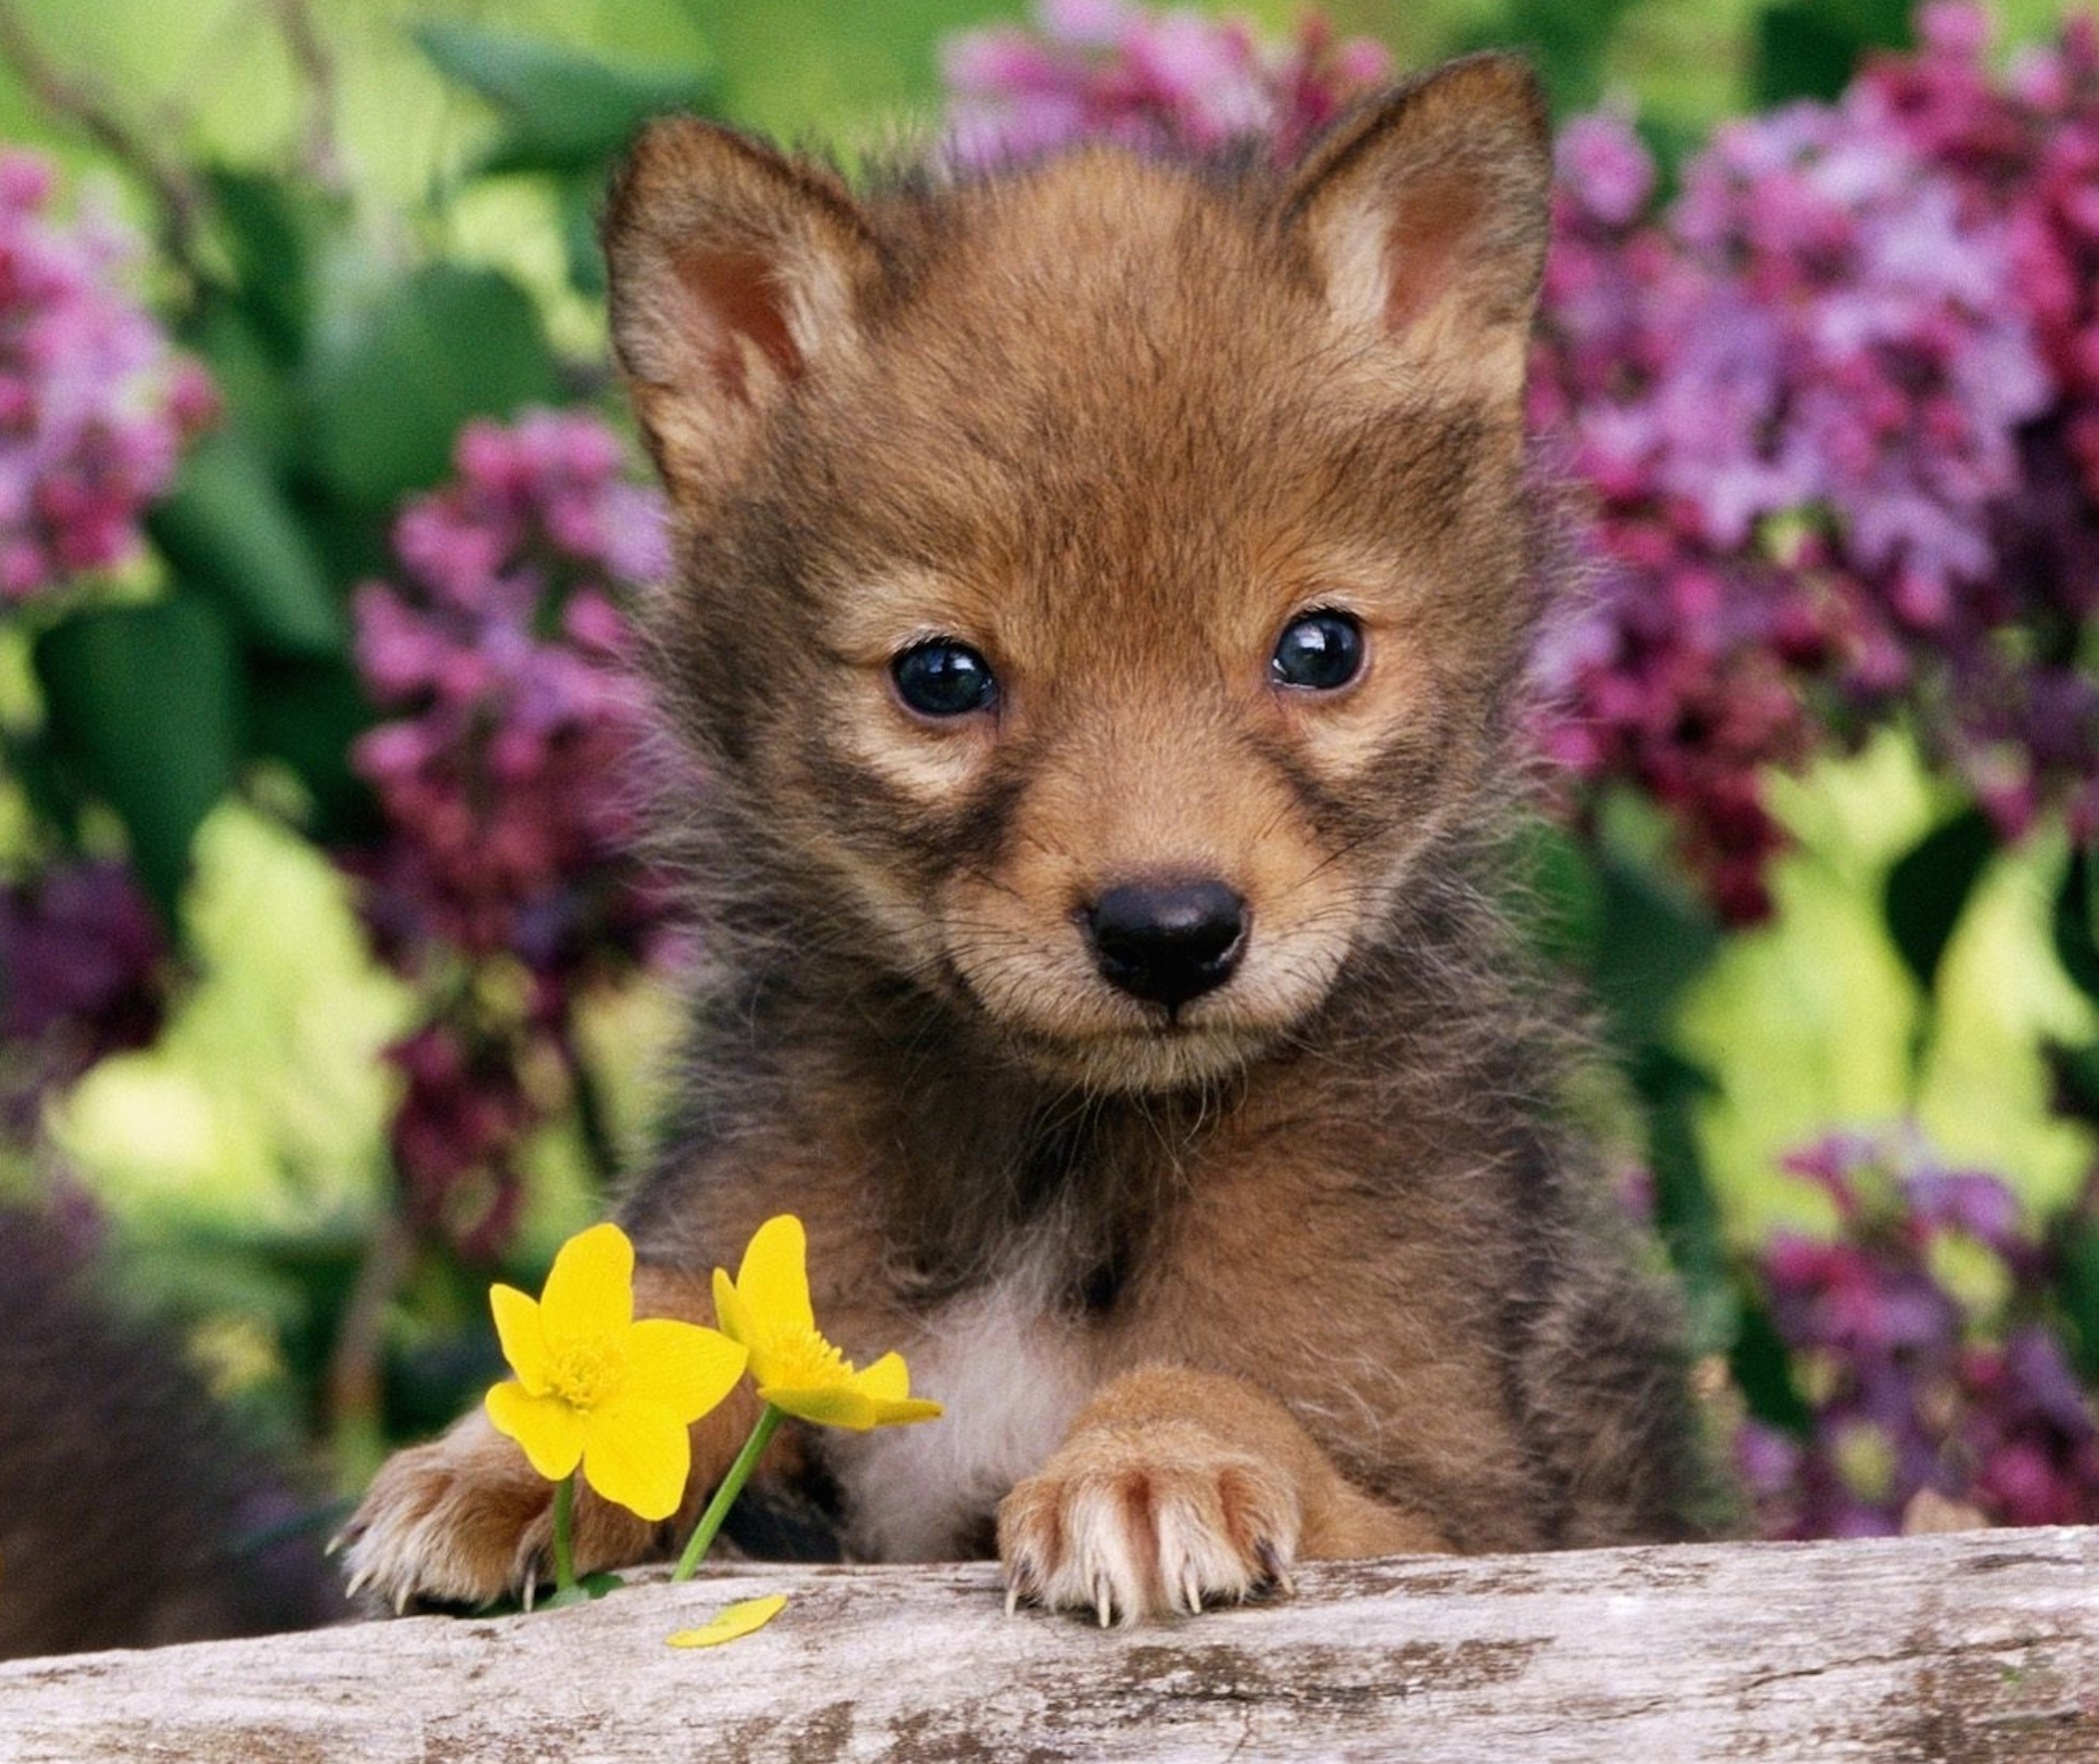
left=1270, top=610, right=1364, bottom=692
left=892, top=639, right=999, bottom=718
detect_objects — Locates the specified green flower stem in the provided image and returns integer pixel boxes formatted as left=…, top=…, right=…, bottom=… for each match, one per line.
left=672, top=1404, right=784, bottom=1582
left=552, top=1473, right=577, bottom=1595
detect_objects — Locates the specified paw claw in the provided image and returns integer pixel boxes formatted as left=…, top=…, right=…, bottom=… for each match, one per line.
left=1253, top=1538, right=1296, bottom=1595
left=998, top=1429, right=1300, bottom=1626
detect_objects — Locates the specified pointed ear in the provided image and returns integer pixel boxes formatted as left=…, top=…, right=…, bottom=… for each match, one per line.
left=1279, top=54, right=1551, bottom=408
left=605, top=118, right=883, bottom=510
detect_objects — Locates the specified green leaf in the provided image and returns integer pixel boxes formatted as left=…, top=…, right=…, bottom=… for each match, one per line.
left=148, top=431, right=344, bottom=658
left=244, top=655, right=380, bottom=846
left=556, top=173, right=608, bottom=298
left=203, top=167, right=341, bottom=362
left=1753, top=0, right=1911, bottom=106
left=33, top=595, right=242, bottom=926
left=185, top=299, right=299, bottom=465
left=2048, top=1036, right=2099, bottom=1126
left=1755, top=6, right=1861, bottom=104
left=1882, top=807, right=1995, bottom=997
left=303, top=264, right=563, bottom=509
left=413, top=23, right=715, bottom=176
left=1590, top=855, right=1721, bottom=1056
left=7, top=727, right=84, bottom=843
left=1729, top=1295, right=1812, bottom=1434
left=1635, top=1046, right=1734, bottom=1353
left=2055, top=847, right=2099, bottom=1003
left=2049, top=1195, right=2099, bottom=1383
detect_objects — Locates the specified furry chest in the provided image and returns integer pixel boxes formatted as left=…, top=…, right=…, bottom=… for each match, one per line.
left=820, top=1279, right=1096, bottom=1561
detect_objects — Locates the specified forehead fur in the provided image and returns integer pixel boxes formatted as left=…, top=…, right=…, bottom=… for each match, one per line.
left=856, top=148, right=1405, bottom=479
left=877, top=148, right=1307, bottom=368
left=737, top=150, right=1510, bottom=633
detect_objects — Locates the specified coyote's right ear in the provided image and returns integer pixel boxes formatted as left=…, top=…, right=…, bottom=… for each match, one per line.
left=605, top=119, right=882, bottom=511
left=1279, top=55, right=1550, bottom=410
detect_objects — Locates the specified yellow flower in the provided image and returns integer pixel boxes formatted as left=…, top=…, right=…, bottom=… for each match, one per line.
left=486, top=1222, right=748, bottom=1521
left=711, top=1215, right=943, bottom=1430
left=666, top=1592, right=789, bottom=1649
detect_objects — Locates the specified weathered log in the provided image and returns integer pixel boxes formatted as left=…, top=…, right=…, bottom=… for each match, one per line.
left=3, top=1528, right=2096, bottom=1761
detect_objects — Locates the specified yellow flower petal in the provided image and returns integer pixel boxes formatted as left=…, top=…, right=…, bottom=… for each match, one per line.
left=756, top=1375, right=940, bottom=1429
left=711, top=1266, right=757, bottom=1349
left=489, top=1283, right=549, bottom=1395
left=869, top=1396, right=945, bottom=1425
left=541, top=1221, right=635, bottom=1346
left=735, top=1215, right=814, bottom=1338
left=579, top=1397, right=691, bottom=1521
left=857, top=1351, right=911, bottom=1402
left=760, top=1382, right=880, bottom=1430
left=625, top=1318, right=748, bottom=1420
left=839, top=1353, right=943, bottom=1427
left=667, top=1593, right=788, bottom=1649
left=486, top=1381, right=585, bottom=1480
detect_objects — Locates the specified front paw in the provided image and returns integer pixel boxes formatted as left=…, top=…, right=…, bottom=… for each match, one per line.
left=997, top=1421, right=1299, bottom=1626
left=337, top=1411, right=657, bottom=1611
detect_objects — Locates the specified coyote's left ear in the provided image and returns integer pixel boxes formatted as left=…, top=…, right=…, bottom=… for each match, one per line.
left=604, top=118, right=884, bottom=513
left=1280, top=54, right=1550, bottom=408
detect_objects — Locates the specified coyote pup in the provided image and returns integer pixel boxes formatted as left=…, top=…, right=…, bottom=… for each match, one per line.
left=344, top=53, right=1710, bottom=1624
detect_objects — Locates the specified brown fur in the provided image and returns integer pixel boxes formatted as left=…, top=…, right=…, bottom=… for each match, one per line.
left=342, top=54, right=1716, bottom=1624
left=0, top=1212, right=343, bottom=1657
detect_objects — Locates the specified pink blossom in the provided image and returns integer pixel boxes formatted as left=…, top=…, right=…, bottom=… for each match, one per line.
left=1531, top=14, right=2099, bottom=916
left=941, top=2, right=1388, bottom=170
left=1742, top=1131, right=2099, bottom=1538
left=0, top=152, right=212, bottom=606
left=0, top=859, right=166, bottom=1131
left=350, top=410, right=676, bottom=1258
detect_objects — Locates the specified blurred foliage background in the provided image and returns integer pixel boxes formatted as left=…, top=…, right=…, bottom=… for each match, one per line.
left=2, top=0, right=2097, bottom=1580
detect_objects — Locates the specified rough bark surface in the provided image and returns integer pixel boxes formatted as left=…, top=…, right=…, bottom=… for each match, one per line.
left=4, top=1529, right=2097, bottom=1761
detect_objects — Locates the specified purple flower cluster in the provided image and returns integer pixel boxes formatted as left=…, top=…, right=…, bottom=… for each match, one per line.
left=349, top=410, right=673, bottom=1255
left=942, top=0, right=1390, bottom=169
left=1849, top=6, right=2099, bottom=840
left=0, top=859, right=165, bottom=1131
left=352, top=410, right=671, bottom=967
left=0, top=150, right=215, bottom=608
left=1533, top=5, right=2099, bottom=916
left=382, top=1018, right=541, bottom=1260
left=1739, top=1131, right=2099, bottom=1538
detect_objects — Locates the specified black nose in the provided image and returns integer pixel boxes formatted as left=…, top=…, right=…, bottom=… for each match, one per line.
left=1081, top=881, right=1247, bottom=1008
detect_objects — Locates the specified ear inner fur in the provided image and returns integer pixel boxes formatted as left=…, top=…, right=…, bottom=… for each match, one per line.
left=676, top=246, right=803, bottom=397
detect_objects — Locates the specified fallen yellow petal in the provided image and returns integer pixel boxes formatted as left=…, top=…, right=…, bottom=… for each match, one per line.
left=667, top=1592, right=789, bottom=1649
